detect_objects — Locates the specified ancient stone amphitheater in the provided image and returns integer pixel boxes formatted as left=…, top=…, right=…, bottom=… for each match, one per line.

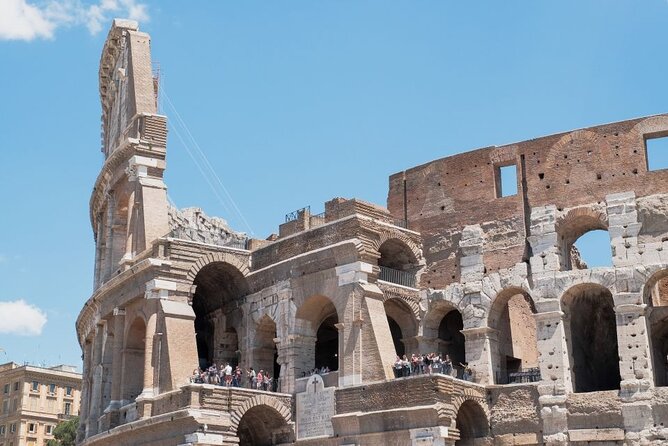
left=76, top=19, right=668, bottom=446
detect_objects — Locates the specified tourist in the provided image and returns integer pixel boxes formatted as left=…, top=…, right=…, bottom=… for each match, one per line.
left=247, top=367, right=256, bottom=389
left=256, top=370, right=264, bottom=390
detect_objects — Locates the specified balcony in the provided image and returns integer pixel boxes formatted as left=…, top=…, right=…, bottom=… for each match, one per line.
left=378, top=266, right=416, bottom=288
left=495, top=367, right=541, bottom=385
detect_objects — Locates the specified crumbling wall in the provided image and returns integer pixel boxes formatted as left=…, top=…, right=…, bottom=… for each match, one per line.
left=388, top=115, right=668, bottom=285
left=168, top=206, right=247, bottom=247
left=489, top=386, right=541, bottom=437
left=566, top=391, right=623, bottom=429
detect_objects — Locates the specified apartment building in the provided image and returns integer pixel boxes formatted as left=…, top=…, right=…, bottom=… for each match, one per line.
left=0, top=363, right=81, bottom=446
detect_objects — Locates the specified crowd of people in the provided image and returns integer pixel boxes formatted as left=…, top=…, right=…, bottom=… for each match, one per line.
left=301, top=365, right=331, bottom=377
left=392, top=353, right=474, bottom=381
left=190, top=362, right=278, bottom=392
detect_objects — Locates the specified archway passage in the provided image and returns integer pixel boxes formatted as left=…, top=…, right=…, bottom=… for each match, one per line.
left=236, top=405, right=293, bottom=446
left=647, top=273, right=668, bottom=386
left=651, top=321, right=668, bottom=386
left=384, top=298, right=418, bottom=357
left=387, top=316, right=404, bottom=357
left=295, top=295, right=340, bottom=375
left=563, top=285, right=621, bottom=392
left=122, top=317, right=146, bottom=401
left=315, top=314, right=339, bottom=371
left=378, top=239, right=419, bottom=287
left=556, top=209, right=609, bottom=270
left=489, top=290, right=539, bottom=384
left=254, top=316, right=280, bottom=386
left=192, top=261, right=248, bottom=368
left=455, top=400, right=489, bottom=446
left=439, top=310, right=466, bottom=367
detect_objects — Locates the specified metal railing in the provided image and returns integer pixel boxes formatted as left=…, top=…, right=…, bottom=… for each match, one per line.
left=309, top=212, right=326, bottom=228
left=495, top=367, right=541, bottom=385
left=285, top=206, right=310, bottom=222
left=378, top=266, right=416, bottom=288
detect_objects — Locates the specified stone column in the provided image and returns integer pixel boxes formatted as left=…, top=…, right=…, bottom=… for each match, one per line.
left=87, top=324, right=105, bottom=437
left=534, top=306, right=571, bottom=445
left=460, top=326, right=495, bottom=384
left=107, top=308, right=125, bottom=427
left=527, top=205, right=560, bottom=273
left=78, top=339, right=93, bottom=442
left=158, top=299, right=198, bottom=392
left=607, top=192, right=641, bottom=268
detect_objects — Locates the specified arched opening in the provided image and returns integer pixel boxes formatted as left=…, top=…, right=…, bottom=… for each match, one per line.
left=377, top=239, right=419, bottom=287
left=489, top=289, right=539, bottom=384
left=315, top=314, right=338, bottom=372
left=387, top=317, right=404, bottom=357
left=645, top=271, right=668, bottom=387
left=295, top=295, right=339, bottom=376
left=384, top=298, right=418, bottom=357
left=122, top=317, right=146, bottom=401
left=236, top=405, right=293, bottom=446
left=424, top=303, right=466, bottom=374
left=192, top=262, right=248, bottom=368
left=253, top=316, right=280, bottom=386
left=563, top=284, right=621, bottom=392
left=438, top=310, right=466, bottom=367
left=572, top=230, right=612, bottom=269
left=557, top=209, right=610, bottom=270
left=455, top=400, right=489, bottom=445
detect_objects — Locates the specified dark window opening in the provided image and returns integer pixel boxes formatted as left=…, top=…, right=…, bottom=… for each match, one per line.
left=387, top=316, right=405, bottom=357
left=315, top=315, right=339, bottom=372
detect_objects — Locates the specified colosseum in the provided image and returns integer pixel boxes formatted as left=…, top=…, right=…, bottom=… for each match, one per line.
left=76, top=19, right=668, bottom=446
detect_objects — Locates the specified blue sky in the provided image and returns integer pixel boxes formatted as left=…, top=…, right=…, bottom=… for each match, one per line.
left=1, top=1, right=667, bottom=370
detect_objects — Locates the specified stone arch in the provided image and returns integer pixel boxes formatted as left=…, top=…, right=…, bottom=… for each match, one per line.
left=371, top=232, right=423, bottom=265
left=186, top=251, right=250, bottom=283
left=230, top=397, right=294, bottom=446
left=642, top=268, right=668, bottom=387
left=121, top=316, right=146, bottom=401
left=375, top=236, right=422, bottom=287
left=380, top=292, right=421, bottom=322
left=451, top=398, right=490, bottom=445
left=424, top=301, right=466, bottom=367
left=561, top=283, right=621, bottom=392
left=556, top=205, right=609, bottom=270
left=384, top=297, right=419, bottom=357
left=295, top=295, right=340, bottom=374
left=191, top=260, right=249, bottom=368
left=488, top=288, right=538, bottom=384
left=251, top=315, right=280, bottom=385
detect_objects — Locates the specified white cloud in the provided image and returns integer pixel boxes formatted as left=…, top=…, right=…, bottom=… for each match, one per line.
left=0, top=0, right=150, bottom=41
left=0, top=300, right=47, bottom=336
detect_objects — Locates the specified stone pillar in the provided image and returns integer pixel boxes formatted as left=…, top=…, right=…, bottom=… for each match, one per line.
left=607, top=192, right=641, bottom=268
left=460, top=327, right=495, bottom=384
left=107, top=308, right=125, bottom=427
left=78, top=339, right=93, bottom=442
left=527, top=205, right=560, bottom=273
left=276, top=332, right=314, bottom=394
left=141, top=312, right=157, bottom=398
left=615, top=303, right=654, bottom=390
left=534, top=306, right=571, bottom=445
left=86, top=324, right=105, bottom=437
left=158, top=299, right=198, bottom=392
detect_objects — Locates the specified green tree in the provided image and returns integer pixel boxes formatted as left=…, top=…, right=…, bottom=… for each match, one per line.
left=46, top=416, right=79, bottom=446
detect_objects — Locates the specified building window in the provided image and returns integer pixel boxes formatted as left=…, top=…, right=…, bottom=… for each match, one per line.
left=64, top=402, right=71, bottom=416
left=12, top=383, right=18, bottom=392
left=31, top=381, right=39, bottom=392
left=27, top=423, right=36, bottom=434
left=10, top=400, right=17, bottom=414
left=495, top=164, right=518, bottom=198
left=645, top=135, right=668, bottom=171
left=2, top=400, right=8, bottom=415
left=45, top=425, right=53, bottom=435
left=48, top=384, right=56, bottom=395
left=65, top=386, right=72, bottom=397
left=0, top=424, right=5, bottom=435
left=9, top=424, right=15, bottom=434
left=2, top=385, right=8, bottom=395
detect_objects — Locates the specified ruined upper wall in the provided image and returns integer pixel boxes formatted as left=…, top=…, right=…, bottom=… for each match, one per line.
left=388, top=114, right=668, bottom=288
left=98, top=19, right=157, bottom=157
